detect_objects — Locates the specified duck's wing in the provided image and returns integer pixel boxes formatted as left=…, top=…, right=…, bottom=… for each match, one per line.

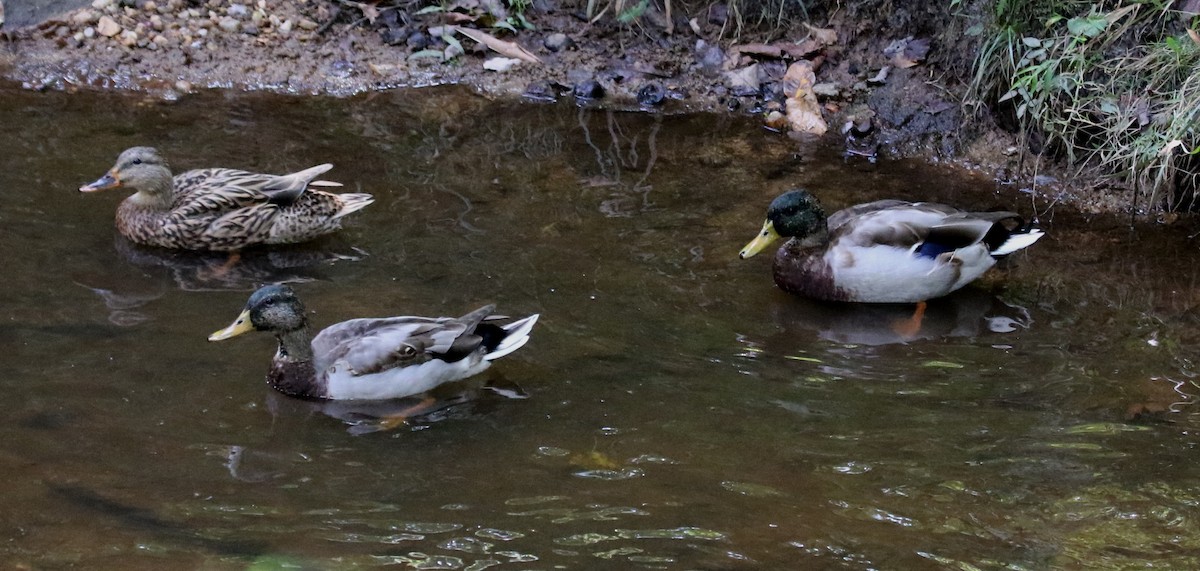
left=832, top=203, right=1019, bottom=253
left=311, top=305, right=497, bottom=376
left=170, top=165, right=337, bottom=218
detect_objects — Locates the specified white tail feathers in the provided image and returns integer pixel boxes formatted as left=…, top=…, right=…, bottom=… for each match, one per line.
left=333, top=193, right=375, bottom=219
left=991, top=228, right=1045, bottom=257
left=485, top=314, right=540, bottom=361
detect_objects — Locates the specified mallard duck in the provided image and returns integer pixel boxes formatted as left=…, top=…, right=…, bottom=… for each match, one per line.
left=739, top=189, right=1044, bottom=303
left=208, top=285, right=540, bottom=400
left=79, top=147, right=374, bottom=252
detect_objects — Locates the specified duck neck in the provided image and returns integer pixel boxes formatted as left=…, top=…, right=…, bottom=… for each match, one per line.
left=275, top=326, right=314, bottom=362
left=126, top=171, right=175, bottom=211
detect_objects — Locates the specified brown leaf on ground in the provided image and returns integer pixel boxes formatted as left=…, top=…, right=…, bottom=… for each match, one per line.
left=454, top=26, right=543, bottom=65
left=783, top=60, right=827, bottom=135
left=1189, top=28, right=1200, bottom=47
left=350, top=1, right=380, bottom=24
left=732, top=43, right=783, bottom=58
left=804, top=23, right=837, bottom=46
left=890, top=37, right=929, bottom=68
left=733, top=39, right=824, bottom=60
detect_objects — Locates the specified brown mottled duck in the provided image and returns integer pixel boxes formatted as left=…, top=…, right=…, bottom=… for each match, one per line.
left=80, top=147, right=374, bottom=252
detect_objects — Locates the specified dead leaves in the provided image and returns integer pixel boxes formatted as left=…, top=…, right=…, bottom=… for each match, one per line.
left=783, top=61, right=827, bottom=136
left=454, top=26, right=542, bottom=65
left=885, top=36, right=930, bottom=69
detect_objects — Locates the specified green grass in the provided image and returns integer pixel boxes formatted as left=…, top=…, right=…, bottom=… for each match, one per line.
left=969, top=0, right=1200, bottom=210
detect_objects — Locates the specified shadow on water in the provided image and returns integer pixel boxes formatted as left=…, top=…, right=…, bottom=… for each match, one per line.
left=4, top=83, right=1200, bottom=569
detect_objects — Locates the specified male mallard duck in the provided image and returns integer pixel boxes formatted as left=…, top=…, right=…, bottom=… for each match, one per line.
left=739, top=189, right=1044, bottom=303
left=208, top=285, right=540, bottom=400
left=80, top=147, right=374, bottom=251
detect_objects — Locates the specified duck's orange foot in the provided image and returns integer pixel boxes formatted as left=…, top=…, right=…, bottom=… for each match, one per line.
left=374, top=396, right=438, bottom=432
left=890, top=301, right=927, bottom=340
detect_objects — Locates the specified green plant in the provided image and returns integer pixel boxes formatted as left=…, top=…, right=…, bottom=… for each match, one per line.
left=971, top=0, right=1200, bottom=210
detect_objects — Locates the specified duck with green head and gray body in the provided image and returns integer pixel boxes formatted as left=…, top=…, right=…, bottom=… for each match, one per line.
left=209, top=285, right=540, bottom=400
left=740, top=189, right=1044, bottom=303
left=80, top=147, right=374, bottom=252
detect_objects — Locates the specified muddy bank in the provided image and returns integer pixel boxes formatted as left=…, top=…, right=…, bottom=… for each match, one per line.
left=0, top=0, right=1118, bottom=214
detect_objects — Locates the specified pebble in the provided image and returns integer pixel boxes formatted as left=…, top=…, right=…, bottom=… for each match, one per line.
left=91, top=0, right=112, bottom=9
left=278, top=19, right=293, bottom=34
left=97, top=16, right=121, bottom=37
left=573, top=80, right=605, bottom=100
left=175, top=80, right=192, bottom=92
left=72, top=10, right=97, bottom=26
left=637, top=82, right=666, bottom=106
left=297, top=19, right=317, bottom=31
left=218, top=17, right=239, bottom=33
left=143, top=1, right=157, bottom=11
left=227, top=3, right=249, bottom=19
left=543, top=32, right=572, bottom=52
left=120, top=30, right=139, bottom=47
left=149, top=15, right=163, bottom=31
left=84, top=27, right=96, bottom=39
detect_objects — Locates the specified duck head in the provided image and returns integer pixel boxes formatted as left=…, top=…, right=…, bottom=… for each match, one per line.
left=80, top=147, right=174, bottom=202
left=209, top=284, right=308, bottom=341
left=739, top=189, right=827, bottom=259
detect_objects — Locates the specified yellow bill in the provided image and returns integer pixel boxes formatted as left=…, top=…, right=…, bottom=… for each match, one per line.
left=739, top=219, right=781, bottom=259
left=209, top=309, right=254, bottom=341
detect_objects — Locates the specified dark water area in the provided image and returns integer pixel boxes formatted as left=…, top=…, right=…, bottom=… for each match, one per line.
left=4, top=84, right=1200, bottom=570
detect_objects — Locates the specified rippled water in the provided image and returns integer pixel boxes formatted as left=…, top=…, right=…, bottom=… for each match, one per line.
left=4, top=84, right=1200, bottom=570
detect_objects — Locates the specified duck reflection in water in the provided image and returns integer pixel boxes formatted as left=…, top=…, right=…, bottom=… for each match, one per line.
left=761, top=287, right=1031, bottom=347
left=221, top=378, right=528, bottom=482
left=77, top=235, right=366, bottom=326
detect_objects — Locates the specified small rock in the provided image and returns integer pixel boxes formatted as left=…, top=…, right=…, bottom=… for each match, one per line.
left=406, top=31, right=429, bottom=50
left=73, top=10, right=98, bottom=26
left=297, top=18, right=317, bottom=31
left=120, top=30, right=138, bottom=47
left=695, top=40, right=724, bottom=72
left=92, top=0, right=113, bottom=9
left=543, top=32, right=572, bottom=52
left=636, top=82, right=666, bottom=106
left=149, top=15, right=163, bottom=31
left=278, top=19, right=293, bottom=34
left=227, top=3, right=248, bottom=19
left=152, top=33, right=170, bottom=48
left=573, top=80, right=604, bottom=100
left=523, top=80, right=559, bottom=102
left=97, top=15, right=121, bottom=37
left=218, top=17, right=239, bottom=33
left=143, top=0, right=157, bottom=11
left=241, top=23, right=258, bottom=35
left=812, top=82, right=840, bottom=97
left=84, top=27, right=96, bottom=38
left=484, top=57, right=520, bottom=72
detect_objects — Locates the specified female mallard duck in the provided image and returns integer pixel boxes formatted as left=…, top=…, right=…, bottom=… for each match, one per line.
left=79, top=147, right=374, bottom=251
left=208, top=285, right=540, bottom=400
left=739, top=189, right=1044, bottom=303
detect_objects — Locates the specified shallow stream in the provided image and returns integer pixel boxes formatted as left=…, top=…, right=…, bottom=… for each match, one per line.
left=3, top=85, right=1200, bottom=569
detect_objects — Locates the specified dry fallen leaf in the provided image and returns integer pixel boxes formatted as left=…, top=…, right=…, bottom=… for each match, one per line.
left=732, top=43, right=783, bottom=58
left=890, top=37, right=930, bottom=68
left=724, top=64, right=761, bottom=94
left=783, top=60, right=827, bottom=136
left=351, top=1, right=380, bottom=24
left=1189, top=28, right=1200, bottom=47
left=804, top=23, right=837, bottom=46
left=454, top=26, right=543, bottom=65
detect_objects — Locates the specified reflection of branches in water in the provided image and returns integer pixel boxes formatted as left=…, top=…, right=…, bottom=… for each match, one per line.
left=578, top=107, right=662, bottom=216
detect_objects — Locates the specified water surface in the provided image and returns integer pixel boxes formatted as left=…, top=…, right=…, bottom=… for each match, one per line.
left=3, top=85, right=1200, bottom=570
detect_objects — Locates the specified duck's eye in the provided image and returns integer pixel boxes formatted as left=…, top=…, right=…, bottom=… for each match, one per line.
left=132, top=158, right=143, bottom=165
left=398, top=345, right=417, bottom=358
